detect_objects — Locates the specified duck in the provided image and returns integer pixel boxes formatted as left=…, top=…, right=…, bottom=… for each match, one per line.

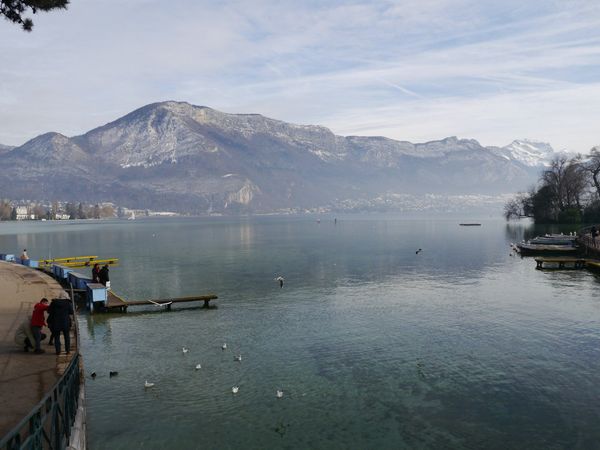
left=276, top=389, right=283, bottom=398
left=232, top=386, right=239, bottom=394
left=90, top=372, right=97, bottom=379
left=234, top=354, right=242, bottom=362
left=109, top=371, right=118, bottom=377
left=222, top=343, right=227, bottom=350
left=144, top=380, right=155, bottom=389
left=195, top=364, right=202, bottom=370
left=182, top=347, right=189, bottom=354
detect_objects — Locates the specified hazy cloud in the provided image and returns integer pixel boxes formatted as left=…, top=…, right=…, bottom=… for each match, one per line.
left=0, top=0, right=599, bottom=152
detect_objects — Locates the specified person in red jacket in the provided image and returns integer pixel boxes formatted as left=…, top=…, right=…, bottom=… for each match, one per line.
left=30, top=298, right=49, bottom=354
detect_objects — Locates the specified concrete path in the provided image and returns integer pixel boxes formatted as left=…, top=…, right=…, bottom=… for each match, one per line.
left=0, top=261, right=74, bottom=439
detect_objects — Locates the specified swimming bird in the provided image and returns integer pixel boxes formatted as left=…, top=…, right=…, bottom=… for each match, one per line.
left=234, top=354, right=242, bottom=362
left=109, top=371, right=119, bottom=377
left=182, top=347, right=189, bottom=354
left=416, top=248, right=422, bottom=254
left=276, top=389, right=283, bottom=398
left=275, top=276, right=284, bottom=288
left=232, top=386, right=239, bottom=394
left=144, top=381, right=155, bottom=389
left=222, top=343, right=227, bottom=350
left=195, top=364, right=202, bottom=370
left=90, top=372, right=97, bottom=379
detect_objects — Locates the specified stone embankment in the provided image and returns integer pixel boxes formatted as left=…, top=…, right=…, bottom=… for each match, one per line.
left=0, top=261, right=85, bottom=449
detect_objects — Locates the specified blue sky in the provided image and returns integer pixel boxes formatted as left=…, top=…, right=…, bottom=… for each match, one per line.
left=1, top=0, right=600, bottom=152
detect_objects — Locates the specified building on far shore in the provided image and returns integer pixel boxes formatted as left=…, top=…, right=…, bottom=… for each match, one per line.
left=15, top=206, right=35, bottom=220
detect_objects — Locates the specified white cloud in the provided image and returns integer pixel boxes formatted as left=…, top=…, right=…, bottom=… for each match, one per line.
left=0, top=0, right=599, bottom=153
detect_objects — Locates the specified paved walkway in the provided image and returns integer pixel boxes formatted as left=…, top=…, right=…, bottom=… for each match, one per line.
left=0, top=261, right=74, bottom=438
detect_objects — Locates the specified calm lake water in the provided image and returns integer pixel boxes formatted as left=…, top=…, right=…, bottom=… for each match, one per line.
left=1, top=216, right=600, bottom=449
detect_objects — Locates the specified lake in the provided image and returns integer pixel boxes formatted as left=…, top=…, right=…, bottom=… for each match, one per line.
left=1, top=216, right=599, bottom=449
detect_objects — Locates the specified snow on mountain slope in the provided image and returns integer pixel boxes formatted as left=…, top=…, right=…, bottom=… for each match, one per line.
left=499, top=139, right=556, bottom=167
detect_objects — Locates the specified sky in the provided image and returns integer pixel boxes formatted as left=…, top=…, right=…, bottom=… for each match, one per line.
left=1, top=0, right=600, bottom=152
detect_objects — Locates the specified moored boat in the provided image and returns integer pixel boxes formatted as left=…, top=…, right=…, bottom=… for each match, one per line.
left=516, top=242, right=578, bottom=255
left=528, top=235, right=577, bottom=246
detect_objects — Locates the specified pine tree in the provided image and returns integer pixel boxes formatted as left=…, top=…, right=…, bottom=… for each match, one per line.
left=1, top=0, right=69, bottom=31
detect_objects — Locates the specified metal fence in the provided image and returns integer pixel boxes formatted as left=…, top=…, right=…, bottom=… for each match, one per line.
left=0, top=352, right=81, bottom=450
left=1, top=289, right=82, bottom=450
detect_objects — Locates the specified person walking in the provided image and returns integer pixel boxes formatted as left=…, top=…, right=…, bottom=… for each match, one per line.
left=47, top=297, right=74, bottom=355
left=30, top=298, right=49, bottom=354
left=20, top=249, right=29, bottom=260
left=99, top=264, right=110, bottom=287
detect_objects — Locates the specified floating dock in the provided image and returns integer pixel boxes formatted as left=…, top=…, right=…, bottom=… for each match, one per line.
left=533, top=257, right=600, bottom=271
left=38, top=255, right=119, bottom=268
left=105, top=291, right=218, bottom=312
left=534, top=257, right=587, bottom=269
left=29, top=254, right=218, bottom=314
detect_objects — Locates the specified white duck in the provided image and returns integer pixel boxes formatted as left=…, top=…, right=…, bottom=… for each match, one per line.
left=232, top=386, right=239, bottom=394
left=182, top=347, right=189, bottom=354
left=144, top=380, right=155, bottom=389
left=276, top=389, right=284, bottom=398
left=195, top=364, right=202, bottom=370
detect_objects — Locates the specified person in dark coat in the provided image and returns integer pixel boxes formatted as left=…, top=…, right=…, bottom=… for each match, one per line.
left=47, top=297, right=74, bottom=355
left=92, top=263, right=100, bottom=283
left=47, top=299, right=57, bottom=346
left=98, top=264, right=110, bottom=286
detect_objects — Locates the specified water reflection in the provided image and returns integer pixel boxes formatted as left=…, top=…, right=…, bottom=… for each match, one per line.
left=2, top=217, right=600, bottom=449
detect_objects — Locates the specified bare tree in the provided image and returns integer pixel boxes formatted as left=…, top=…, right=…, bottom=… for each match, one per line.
left=503, top=192, right=532, bottom=220
left=583, top=147, right=600, bottom=199
left=541, top=156, right=586, bottom=212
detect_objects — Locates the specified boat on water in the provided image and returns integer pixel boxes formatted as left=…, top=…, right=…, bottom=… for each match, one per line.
left=515, top=234, right=579, bottom=255
left=459, top=223, right=481, bottom=226
left=516, top=242, right=579, bottom=255
left=528, top=235, right=576, bottom=246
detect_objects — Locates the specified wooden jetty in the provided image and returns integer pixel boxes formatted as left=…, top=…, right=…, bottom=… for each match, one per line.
left=585, top=260, right=600, bottom=272
left=37, top=254, right=217, bottom=314
left=106, top=291, right=218, bottom=312
left=534, top=257, right=587, bottom=269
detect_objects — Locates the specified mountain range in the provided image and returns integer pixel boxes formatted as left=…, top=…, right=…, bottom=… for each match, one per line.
left=0, top=101, right=556, bottom=214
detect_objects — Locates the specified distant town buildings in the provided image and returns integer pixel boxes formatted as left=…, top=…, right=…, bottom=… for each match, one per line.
left=15, top=206, right=33, bottom=220
left=0, top=199, right=179, bottom=221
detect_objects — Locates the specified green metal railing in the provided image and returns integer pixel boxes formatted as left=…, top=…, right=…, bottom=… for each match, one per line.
left=0, top=352, right=81, bottom=450
left=1, top=292, right=82, bottom=450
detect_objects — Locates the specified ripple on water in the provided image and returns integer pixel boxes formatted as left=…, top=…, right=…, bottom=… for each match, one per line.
left=14, top=217, right=599, bottom=449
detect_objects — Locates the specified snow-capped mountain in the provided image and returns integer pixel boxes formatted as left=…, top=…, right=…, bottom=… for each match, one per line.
left=0, top=101, right=548, bottom=213
left=493, top=139, right=556, bottom=167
